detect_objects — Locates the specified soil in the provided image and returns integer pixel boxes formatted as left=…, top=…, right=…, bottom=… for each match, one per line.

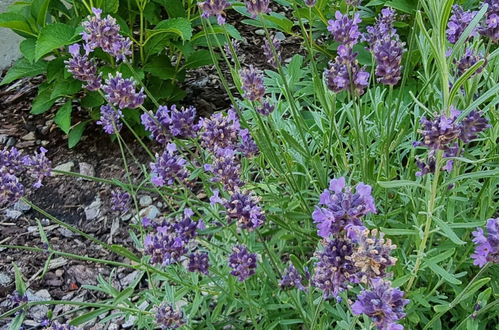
left=0, top=7, right=304, bottom=329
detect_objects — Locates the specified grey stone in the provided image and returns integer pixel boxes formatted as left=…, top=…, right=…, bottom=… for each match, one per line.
left=255, top=29, right=265, bottom=36
left=21, top=132, right=35, bottom=141
left=53, top=161, right=74, bottom=174
left=79, top=162, right=95, bottom=178
left=58, top=227, right=74, bottom=238
left=139, top=195, right=152, bottom=207
left=139, top=205, right=160, bottom=220
left=13, top=199, right=31, bottom=212
left=84, top=197, right=101, bottom=221
left=4, top=209, right=22, bottom=220
left=6, top=137, right=16, bottom=147
left=26, top=289, right=51, bottom=321
left=0, top=134, right=8, bottom=144
left=0, top=0, right=21, bottom=70
left=0, top=272, right=12, bottom=286
left=121, top=213, right=132, bottom=221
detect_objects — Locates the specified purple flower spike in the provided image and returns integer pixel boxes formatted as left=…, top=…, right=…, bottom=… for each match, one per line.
left=455, top=48, right=485, bottom=77
left=0, top=172, right=24, bottom=208
left=96, top=104, right=123, bottom=134
left=142, top=105, right=198, bottom=144
left=327, top=11, right=362, bottom=46
left=0, top=147, right=24, bottom=174
left=447, top=5, right=478, bottom=44
left=228, top=245, right=257, bottom=281
left=312, top=237, right=356, bottom=298
left=188, top=251, right=210, bottom=274
left=245, top=0, right=270, bottom=18
left=199, top=108, right=241, bottom=153
left=460, top=110, right=490, bottom=143
left=351, top=279, right=409, bottom=330
left=471, top=218, right=499, bottom=267
left=312, top=177, right=376, bottom=238
left=373, top=38, right=405, bottom=85
left=280, top=264, right=306, bottom=290
left=479, top=1, right=499, bottom=43
left=110, top=189, right=130, bottom=213
left=82, top=8, right=132, bottom=61
left=225, top=191, right=265, bottom=231
left=204, top=148, right=244, bottom=192
left=199, top=0, right=229, bottom=25
left=150, top=143, right=190, bottom=187
left=65, top=43, right=102, bottom=91
left=257, top=99, right=275, bottom=116
left=238, top=128, right=259, bottom=157
left=102, top=73, right=145, bottom=109
left=415, top=110, right=462, bottom=151
left=155, top=304, right=186, bottom=329
left=262, top=35, right=282, bottom=68
left=325, top=45, right=370, bottom=95
left=304, top=0, right=316, bottom=7
left=240, top=65, right=266, bottom=102
left=364, top=7, right=397, bottom=47
left=22, top=147, right=51, bottom=189
left=44, top=321, right=80, bottom=330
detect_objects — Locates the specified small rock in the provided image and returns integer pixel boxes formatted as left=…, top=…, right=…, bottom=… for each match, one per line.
left=58, top=227, right=74, bottom=238
left=27, top=289, right=51, bottom=321
left=84, top=197, right=101, bottom=221
left=67, top=265, right=97, bottom=285
left=0, top=134, right=8, bottom=144
left=53, top=161, right=74, bottom=174
left=21, top=132, right=35, bottom=141
left=139, top=195, right=152, bottom=207
left=139, top=205, right=160, bottom=220
left=255, top=29, right=265, bottom=36
left=27, top=226, right=38, bottom=234
left=156, top=202, right=163, bottom=209
left=275, top=32, right=286, bottom=41
left=41, top=140, right=49, bottom=146
left=0, top=272, right=12, bottom=286
left=4, top=209, right=22, bottom=220
left=79, top=162, right=95, bottom=178
left=6, top=137, right=16, bottom=147
left=121, top=213, right=132, bottom=221
left=55, top=269, right=64, bottom=277
left=13, top=200, right=31, bottom=212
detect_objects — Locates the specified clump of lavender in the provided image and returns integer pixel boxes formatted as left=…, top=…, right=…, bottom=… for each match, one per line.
left=325, top=45, right=370, bottom=95
left=471, top=217, right=499, bottom=267
left=199, top=0, right=229, bottom=25
left=327, top=11, right=362, bottom=46
left=142, top=105, right=199, bottom=144
left=0, top=147, right=23, bottom=174
left=198, top=109, right=241, bottom=153
left=240, top=65, right=266, bottom=102
left=351, top=279, right=409, bottom=330
left=82, top=8, right=132, bottom=62
left=0, top=173, right=24, bottom=208
left=238, top=128, right=259, bottom=157
left=365, top=8, right=405, bottom=85
left=102, top=73, right=145, bottom=109
left=188, top=251, right=210, bottom=274
left=65, top=44, right=101, bottom=91
left=96, top=104, right=123, bottom=134
left=446, top=5, right=478, bottom=44
left=279, top=264, right=306, bottom=291
left=480, top=0, right=499, bottom=43
left=155, top=304, right=186, bottom=329
left=257, top=99, right=275, bottom=116
left=312, top=237, right=356, bottom=298
left=228, top=245, right=257, bottom=281
left=150, top=143, right=190, bottom=187
left=110, top=189, right=130, bottom=213
left=348, top=228, right=398, bottom=283
left=312, top=177, right=376, bottom=238
left=204, top=148, right=244, bottom=192
left=144, top=209, right=201, bottom=265
left=225, top=191, right=265, bottom=230
left=245, top=0, right=270, bottom=18
left=262, top=35, right=282, bottom=68
left=22, top=147, right=51, bottom=189
left=414, top=108, right=489, bottom=176
left=455, top=48, right=485, bottom=77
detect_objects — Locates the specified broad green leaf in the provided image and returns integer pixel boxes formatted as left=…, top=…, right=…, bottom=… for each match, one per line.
left=54, top=101, right=72, bottom=134
left=20, top=38, right=36, bottom=63
left=0, top=12, right=35, bottom=36
left=30, top=0, right=51, bottom=27
left=153, top=0, right=186, bottom=17
left=35, top=23, right=76, bottom=61
left=0, top=58, right=47, bottom=85
left=99, top=0, right=119, bottom=13
left=386, top=0, right=417, bottom=13
left=68, top=121, right=87, bottom=148
left=184, top=50, right=216, bottom=69
left=147, top=18, right=192, bottom=41
left=81, top=92, right=104, bottom=108
left=143, top=55, right=176, bottom=79
left=50, top=79, right=81, bottom=99
left=31, top=85, right=57, bottom=114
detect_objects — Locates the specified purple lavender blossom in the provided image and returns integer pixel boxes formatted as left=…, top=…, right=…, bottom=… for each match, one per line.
left=9, top=291, right=28, bottom=307
left=240, top=65, right=266, bottom=102
left=262, top=35, right=282, bottom=68
left=257, top=100, right=275, bottom=116
left=228, top=245, right=257, bottom=281
left=480, top=1, right=499, bottom=43
left=168, top=105, right=199, bottom=138
left=245, top=0, right=270, bottom=18
left=364, top=7, right=397, bottom=47
left=415, top=109, right=462, bottom=151
left=372, top=38, right=405, bottom=85
left=199, top=0, right=229, bottom=25
left=238, top=128, right=259, bottom=157
left=455, top=49, right=485, bottom=77
left=312, top=177, right=376, bottom=238
left=324, top=45, right=370, bottom=95
left=348, top=228, right=397, bottom=283
left=460, top=110, right=490, bottom=142
left=446, top=5, right=478, bottom=44
left=0, top=173, right=24, bottom=208
left=22, top=147, right=51, bottom=188
left=471, top=218, right=499, bottom=267
left=279, top=264, right=306, bottom=290
left=188, top=251, right=210, bottom=274
left=304, top=0, right=316, bottom=7
left=96, top=104, right=123, bottom=134
left=150, top=143, right=190, bottom=187
left=82, top=8, right=132, bottom=62
left=142, top=105, right=199, bottom=143
left=0, top=147, right=24, bottom=174
left=204, top=148, right=244, bottom=192
left=312, top=237, right=356, bottom=298
left=155, top=304, right=186, bottom=329
left=225, top=191, right=265, bottom=230
left=199, top=109, right=241, bottom=153
left=65, top=44, right=102, bottom=91
left=327, top=11, right=362, bottom=46
left=351, top=279, right=409, bottom=330
left=102, top=73, right=145, bottom=109
left=110, top=189, right=130, bottom=213
left=44, top=321, right=80, bottom=330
